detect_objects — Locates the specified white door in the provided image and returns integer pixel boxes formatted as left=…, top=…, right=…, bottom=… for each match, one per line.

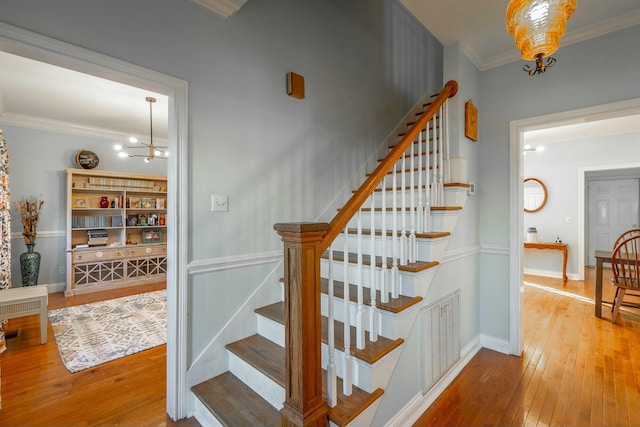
left=587, top=179, right=640, bottom=266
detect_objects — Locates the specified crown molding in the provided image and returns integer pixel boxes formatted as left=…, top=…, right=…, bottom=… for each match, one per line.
left=190, top=0, right=248, bottom=18
left=0, top=111, right=168, bottom=146
left=472, top=10, right=640, bottom=71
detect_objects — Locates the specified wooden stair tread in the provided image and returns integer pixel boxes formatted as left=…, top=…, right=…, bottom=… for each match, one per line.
left=356, top=206, right=462, bottom=212
left=255, top=302, right=404, bottom=364
left=377, top=152, right=439, bottom=162
left=445, top=182, right=471, bottom=188
left=191, top=371, right=281, bottom=427
left=226, top=334, right=285, bottom=385
left=345, top=228, right=450, bottom=240
left=323, top=250, right=438, bottom=273
left=225, top=333, right=384, bottom=427
left=320, top=277, right=422, bottom=313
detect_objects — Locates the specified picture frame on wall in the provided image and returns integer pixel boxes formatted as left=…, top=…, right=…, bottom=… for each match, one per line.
left=464, top=99, right=478, bottom=141
left=141, top=228, right=162, bottom=244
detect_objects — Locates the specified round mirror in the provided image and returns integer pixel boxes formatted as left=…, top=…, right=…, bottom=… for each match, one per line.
left=524, top=177, right=547, bottom=213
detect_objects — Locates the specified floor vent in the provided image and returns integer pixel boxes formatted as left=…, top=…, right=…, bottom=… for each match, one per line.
left=421, top=290, right=460, bottom=393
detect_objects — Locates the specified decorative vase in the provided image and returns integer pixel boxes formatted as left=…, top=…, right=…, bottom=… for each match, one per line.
left=100, top=196, right=109, bottom=208
left=20, top=243, right=41, bottom=287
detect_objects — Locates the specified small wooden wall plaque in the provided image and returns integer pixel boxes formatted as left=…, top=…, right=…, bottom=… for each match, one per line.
left=287, top=72, right=305, bottom=99
left=465, top=100, right=478, bottom=141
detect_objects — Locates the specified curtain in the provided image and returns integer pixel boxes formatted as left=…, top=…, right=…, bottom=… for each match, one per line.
left=0, top=130, right=10, bottom=355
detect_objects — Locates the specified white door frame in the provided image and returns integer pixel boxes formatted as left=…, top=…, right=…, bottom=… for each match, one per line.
left=0, top=22, right=190, bottom=419
left=509, top=97, right=640, bottom=356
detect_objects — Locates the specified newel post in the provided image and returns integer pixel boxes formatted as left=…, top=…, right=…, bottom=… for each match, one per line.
left=274, top=222, right=330, bottom=427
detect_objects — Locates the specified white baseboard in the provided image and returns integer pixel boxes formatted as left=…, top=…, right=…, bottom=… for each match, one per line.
left=385, top=337, right=483, bottom=426
left=479, top=333, right=511, bottom=355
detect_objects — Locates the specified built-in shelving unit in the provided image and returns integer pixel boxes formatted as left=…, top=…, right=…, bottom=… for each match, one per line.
left=65, top=168, right=167, bottom=295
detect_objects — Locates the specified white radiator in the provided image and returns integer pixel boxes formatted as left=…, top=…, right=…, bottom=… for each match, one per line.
left=421, top=290, right=460, bottom=393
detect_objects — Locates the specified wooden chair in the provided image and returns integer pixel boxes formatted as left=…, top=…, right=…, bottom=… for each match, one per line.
left=610, top=235, right=640, bottom=322
left=613, top=228, right=640, bottom=249
left=611, top=229, right=640, bottom=310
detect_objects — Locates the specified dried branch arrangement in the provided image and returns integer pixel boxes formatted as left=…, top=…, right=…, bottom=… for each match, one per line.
left=17, top=195, right=44, bottom=245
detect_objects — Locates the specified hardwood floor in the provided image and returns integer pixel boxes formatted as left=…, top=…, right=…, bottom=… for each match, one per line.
left=414, top=267, right=640, bottom=426
left=0, top=282, right=199, bottom=427
left=3, top=268, right=639, bottom=426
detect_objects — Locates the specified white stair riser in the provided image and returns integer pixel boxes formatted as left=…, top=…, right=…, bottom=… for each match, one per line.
left=320, top=258, right=420, bottom=293
left=320, top=294, right=422, bottom=340
left=351, top=210, right=460, bottom=233
left=444, top=187, right=468, bottom=206
left=370, top=188, right=433, bottom=207
left=228, top=350, right=284, bottom=411
left=257, top=315, right=285, bottom=347
left=253, top=311, right=403, bottom=393
left=331, top=233, right=448, bottom=263
left=194, top=398, right=224, bottom=427
left=321, top=341, right=402, bottom=393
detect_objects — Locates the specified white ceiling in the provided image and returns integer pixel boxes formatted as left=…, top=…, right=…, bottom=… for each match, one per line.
left=400, top=0, right=640, bottom=71
left=0, top=51, right=168, bottom=142
left=0, top=1, right=640, bottom=140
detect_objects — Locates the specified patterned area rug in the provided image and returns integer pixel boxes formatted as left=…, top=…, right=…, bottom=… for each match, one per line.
left=48, top=290, right=166, bottom=373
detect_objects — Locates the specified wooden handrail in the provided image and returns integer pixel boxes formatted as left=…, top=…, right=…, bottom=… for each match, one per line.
left=273, top=81, right=458, bottom=426
left=319, top=80, right=458, bottom=253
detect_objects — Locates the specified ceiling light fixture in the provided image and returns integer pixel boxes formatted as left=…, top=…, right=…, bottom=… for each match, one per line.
left=506, top=0, right=576, bottom=76
left=114, top=96, right=168, bottom=162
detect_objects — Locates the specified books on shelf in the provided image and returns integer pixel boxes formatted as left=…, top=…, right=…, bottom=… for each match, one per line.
left=87, top=229, right=108, bottom=247
left=72, top=215, right=123, bottom=228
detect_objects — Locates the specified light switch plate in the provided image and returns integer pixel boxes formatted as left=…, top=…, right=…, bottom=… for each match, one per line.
left=211, top=195, right=229, bottom=212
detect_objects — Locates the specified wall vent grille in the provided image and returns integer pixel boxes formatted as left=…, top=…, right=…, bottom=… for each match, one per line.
left=421, top=290, right=460, bottom=393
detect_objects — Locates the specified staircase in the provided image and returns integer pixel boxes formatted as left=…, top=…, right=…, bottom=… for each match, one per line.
left=191, top=81, right=466, bottom=426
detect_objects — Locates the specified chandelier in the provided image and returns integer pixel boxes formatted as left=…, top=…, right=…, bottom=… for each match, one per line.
left=506, top=0, right=576, bottom=76
left=114, top=96, right=168, bottom=162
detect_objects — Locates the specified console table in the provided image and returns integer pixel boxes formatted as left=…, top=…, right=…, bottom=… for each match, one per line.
left=524, top=242, right=568, bottom=281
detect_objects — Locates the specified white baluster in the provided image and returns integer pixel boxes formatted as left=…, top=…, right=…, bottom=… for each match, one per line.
left=369, top=193, right=378, bottom=342
left=445, top=99, right=450, bottom=184
left=417, top=128, right=424, bottom=235
left=391, top=164, right=399, bottom=299
left=342, top=226, right=352, bottom=395
left=380, top=176, right=389, bottom=303
left=400, top=145, right=408, bottom=266
left=437, top=105, right=444, bottom=205
left=327, top=244, right=337, bottom=408
left=425, top=120, right=432, bottom=233
left=409, top=132, right=416, bottom=264
left=356, top=211, right=365, bottom=350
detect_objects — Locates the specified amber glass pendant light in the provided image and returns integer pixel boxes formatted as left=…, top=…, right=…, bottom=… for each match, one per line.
left=506, top=0, right=576, bottom=75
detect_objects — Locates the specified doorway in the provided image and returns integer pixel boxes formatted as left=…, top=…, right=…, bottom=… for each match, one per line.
left=510, top=97, right=640, bottom=356
left=0, top=23, right=189, bottom=419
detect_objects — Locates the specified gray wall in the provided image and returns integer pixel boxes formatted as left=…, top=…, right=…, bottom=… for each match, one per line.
left=479, top=25, right=640, bottom=343
left=0, top=0, right=444, bottom=368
